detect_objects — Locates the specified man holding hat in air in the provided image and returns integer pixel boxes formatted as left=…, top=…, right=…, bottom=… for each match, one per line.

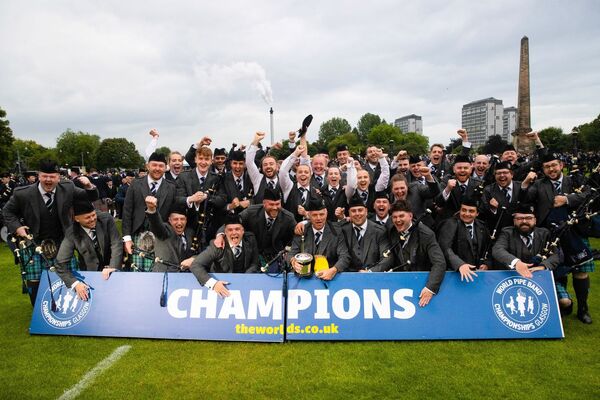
left=55, top=200, right=121, bottom=301
left=146, top=197, right=197, bottom=272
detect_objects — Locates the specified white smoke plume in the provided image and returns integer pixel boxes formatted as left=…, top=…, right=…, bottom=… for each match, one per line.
left=193, top=61, right=273, bottom=105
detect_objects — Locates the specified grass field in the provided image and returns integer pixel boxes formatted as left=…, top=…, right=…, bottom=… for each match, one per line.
left=1, top=240, right=599, bottom=400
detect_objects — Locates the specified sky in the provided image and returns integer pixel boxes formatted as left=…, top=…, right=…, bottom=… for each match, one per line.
left=1, top=0, right=599, bottom=155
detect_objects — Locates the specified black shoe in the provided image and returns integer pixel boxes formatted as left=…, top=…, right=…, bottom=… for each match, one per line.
left=577, top=310, right=593, bottom=324
left=560, top=301, right=573, bottom=317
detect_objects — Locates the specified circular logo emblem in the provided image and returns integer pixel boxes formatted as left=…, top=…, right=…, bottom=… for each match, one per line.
left=492, top=277, right=550, bottom=333
left=40, top=279, right=92, bottom=329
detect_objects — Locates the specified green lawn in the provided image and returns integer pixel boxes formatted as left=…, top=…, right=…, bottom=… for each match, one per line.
left=1, top=240, right=599, bottom=400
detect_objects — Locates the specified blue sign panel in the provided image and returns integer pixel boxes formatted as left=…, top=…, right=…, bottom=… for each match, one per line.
left=285, top=271, right=564, bottom=340
left=30, top=271, right=285, bottom=342
left=30, top=270, right=563, bottom=341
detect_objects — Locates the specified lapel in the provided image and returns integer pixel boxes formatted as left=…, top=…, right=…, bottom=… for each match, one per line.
left=541, top=179, right=555, bottom=203
left=361, top=224, right=375, bottom=260
left=32, top=186, right=42, bottom=224
left=96, top=219, right=106, bottom=258
left=316, top=225, right=334, bottom=255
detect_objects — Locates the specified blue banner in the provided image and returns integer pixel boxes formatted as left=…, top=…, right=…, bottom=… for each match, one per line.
left=30, top=270, right=563, bottom=341
left=286, top=271, right=563, bottom=340
left=30, top=271, right=285, bottom=342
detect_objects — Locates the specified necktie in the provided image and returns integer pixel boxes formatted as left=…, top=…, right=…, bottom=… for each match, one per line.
left=150, top=181, right=157, bottom=195
left=378, top=220, right=386, bottom=226
left=524, top=235, right=532, bottom=250
left=299, top=187, right=307, bottom=203
left=233, top=245, right=242, bottom=258
left=553, top=181, right=562, bottom=194
left=179, top=235, right=187, bottom=256
left=466, top=224, right=473, bottom=240
left=267, top=180, right=275, bottom=190
left=419, top=177, right=426, bottom=185
left=90, top=228, right=99, bottom=249
left=354, top=226, right=362, bottom=242
left=44, top=192, right=53, bottom=210
left=502, top=187, right=511, bottom=202
left=361, top=191, right=368, bottom=204
left=329, top=187, right=337, bottom=197
left=315, top=175, right=323, bottom=187
left=314, top=231, right=322, bottom=247
left=199, top=176, right=205, bottom=187
left=266, top=217, right=274, bottom=230
left=459, top=184, right=467, bottom=194
left=236, top=178, right=243, bottom=192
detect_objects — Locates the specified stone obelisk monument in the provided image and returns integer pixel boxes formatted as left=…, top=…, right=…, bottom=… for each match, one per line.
left=513, top=36, right=535, bottom=153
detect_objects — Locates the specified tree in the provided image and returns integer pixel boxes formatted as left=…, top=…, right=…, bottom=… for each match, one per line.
left=317, top=118, right=352, bottom=145
left=10, top=139, right=50, bottom=172
left=56, top=129, right=101, bottom=168
left=357, top=113, right=382, bottom=141
left=327, top=132, right=365, bottom=158
left=366, top=124, right=428, bottom=155
left=395, top=132, right=429, bottom=156
left=538, top=127, right=570, bottom=152
left=482, top=135, right=508, bottom=155
left=0, top=108, right=15, bottom=171
left=445, top=138, right=463, bottom=155
left=574, top=114, right=600, bottom=151
left=95, top=138, right=144, bottom=170
left=156, top=146, right=171, bottom=158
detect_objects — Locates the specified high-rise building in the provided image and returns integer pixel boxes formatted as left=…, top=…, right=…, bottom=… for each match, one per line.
left=461, top=97, right=504, bottom=147
left=394, top=114, right=423, bottom=134
left=503, top=106, right=518, bottom=141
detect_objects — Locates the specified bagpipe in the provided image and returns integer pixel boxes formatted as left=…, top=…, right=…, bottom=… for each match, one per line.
left=534, top=193, right=599, bottom=277
left=478, top=206, right=507, bottom=267
left=260, top=246, right=291, bottom=276
left=365, top=209, right=432, bottom=272
left=9, top=230, right=60, bottom=310
left=129, top=236, right=186, bottom=308
left=190, top=173, right=224, bottom=253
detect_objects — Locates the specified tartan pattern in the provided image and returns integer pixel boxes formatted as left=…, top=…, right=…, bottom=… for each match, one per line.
left=20, top=249, right=78, bottom=281
left=555, top=238, right=595, bottom=300
left=555, top=279, right=570, bottom=300
left=130, top=232, right=155, bottom=272
left=573, top=238, right=595, bottom=273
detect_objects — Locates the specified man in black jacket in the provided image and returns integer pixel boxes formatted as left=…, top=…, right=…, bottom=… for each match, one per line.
left=190, top=214, right=259, bottom=297
left=437, top=198, right=491, bottom=282
left=55, top=201, right=121, bottom=300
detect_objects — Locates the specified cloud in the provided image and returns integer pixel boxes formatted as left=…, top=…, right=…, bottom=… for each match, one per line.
left=0, top=0, right=599, bottom=155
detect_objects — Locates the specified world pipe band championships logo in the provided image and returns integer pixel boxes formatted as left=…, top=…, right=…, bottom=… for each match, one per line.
left=492, top=277, right=550, bottom=333
left=40, top=280, right=92, bottom=329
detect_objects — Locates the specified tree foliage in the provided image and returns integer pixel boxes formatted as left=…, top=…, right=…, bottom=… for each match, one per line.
left=395, top=132, right=429, bottom=156
left=481, top=135, right=509, bottom=155
left=56, top=129, right=101, bottom=168
left=0, top=108, right=15, bottom=172
left=10, top=139, right=50, bottom=172
left=357, top=113, right=382, bottom=141
left=317, top=118, right=352, bottom=146
left=95, top=138, right=144, bottom=170
left=156, top=146, right=171, bottom=158
left=538, top=127, right=570, bottom=152
left=574, top=114, right=600, bottom=151
left=327, top=132, right=364, bottom=158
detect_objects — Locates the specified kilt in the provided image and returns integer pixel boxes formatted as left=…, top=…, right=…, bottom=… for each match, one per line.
left=21, top=250, right=78, bottom=281
left=129, top=232, right=155, bottom=272
left=555, top=238, right=595, bottom=300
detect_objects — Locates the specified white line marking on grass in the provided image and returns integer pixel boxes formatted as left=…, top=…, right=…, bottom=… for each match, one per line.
left=57, top=345, right=132, bottom=400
